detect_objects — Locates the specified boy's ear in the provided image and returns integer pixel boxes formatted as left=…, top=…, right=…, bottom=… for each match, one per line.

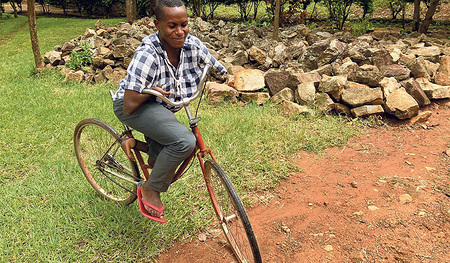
left=154, top=19, right=160, bottom=31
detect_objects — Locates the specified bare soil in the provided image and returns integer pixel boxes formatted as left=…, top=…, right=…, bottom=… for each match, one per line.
left=157, top=100, right=450, bottom=262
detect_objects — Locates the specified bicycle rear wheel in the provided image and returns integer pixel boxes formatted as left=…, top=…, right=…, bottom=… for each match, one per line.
left=204, top=160, right=262, bottom=263
left=74, top=118, right=140, bottom=205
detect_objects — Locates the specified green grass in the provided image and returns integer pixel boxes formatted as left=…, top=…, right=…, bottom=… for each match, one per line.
left=0, top=15, right=366, bottom=262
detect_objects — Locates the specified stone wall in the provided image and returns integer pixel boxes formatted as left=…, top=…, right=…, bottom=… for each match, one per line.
left=44, top=17, right=450, bottom=121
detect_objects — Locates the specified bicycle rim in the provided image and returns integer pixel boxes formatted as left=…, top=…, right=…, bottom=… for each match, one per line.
left=204, top=160, right=262, bottom=263
left=74, top=118, right=139, bottom=205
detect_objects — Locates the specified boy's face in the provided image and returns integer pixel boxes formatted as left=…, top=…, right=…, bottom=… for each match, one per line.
left=155, top=5, right=189, bottom=51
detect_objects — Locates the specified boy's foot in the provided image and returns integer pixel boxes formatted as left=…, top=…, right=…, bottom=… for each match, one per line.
left=137, top=186, right=166, bottom=223
left=121, top=138, right=136, bottom=160
left=140, top=183, right=164, bottom=218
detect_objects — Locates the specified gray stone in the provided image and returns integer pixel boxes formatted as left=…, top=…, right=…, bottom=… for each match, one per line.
left=353, top=70, right=383, bottom=87
left=44, top=51, right=62, bottom=66
left=240, top=92, right=270, bottom=104
left=264, top=71, right=291, bottom=96
left=248, top=45, right=266, bottom=65
left=314, top=92, right=335, bottom=113
left=205, top=82, right=239, bottom=105
left=435, top=56, right=450, bottom=86
left=379, top=64, right=411, bottom=81
left=384, top=88, right=419, bottom=119
left=379, top=77, right=401, bottom=98
left=231, top=50, right=249, bottom=66
left=407, top=57, right=430, bottom=79
left=112, top=45, right=133, bottom=59
left=279, top=100, right=312, bottom=116
left=341, top=85, right=383, bottom=107
left=270, top=88, right=295, bottom=104
left=288, top=72, right=322, bottom=89
left=296, top=82, right=316, bottom=105
left=401, top=79, right=431, bottom=107
left=416, top=78, right=450, bottom=99
left=64, top=70, right=84, bottom=82
left=233, top=69, right=265, bottom=92
left=318, top=75, right=347, bottom=100
left=351, top=105, right=384, bottom=117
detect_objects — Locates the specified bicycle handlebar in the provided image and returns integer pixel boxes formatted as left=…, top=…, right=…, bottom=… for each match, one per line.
left=141, top=63, right=212, bottom=108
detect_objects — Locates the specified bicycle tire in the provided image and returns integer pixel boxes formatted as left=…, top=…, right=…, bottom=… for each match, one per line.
left=74, top=118, right=140, bottom=205
left=204, top=160, right=262, bottom=263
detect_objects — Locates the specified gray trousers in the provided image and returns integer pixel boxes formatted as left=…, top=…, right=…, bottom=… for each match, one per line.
left=113, top=98, right=196, bottom=192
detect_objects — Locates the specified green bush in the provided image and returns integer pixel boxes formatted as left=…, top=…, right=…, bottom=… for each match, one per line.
left=66, top=41, right=93, bottom=70
left=351, top=18, right=374, bottom=36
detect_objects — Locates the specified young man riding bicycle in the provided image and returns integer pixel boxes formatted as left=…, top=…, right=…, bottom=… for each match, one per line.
left=112, top=0, right=226, bottom=222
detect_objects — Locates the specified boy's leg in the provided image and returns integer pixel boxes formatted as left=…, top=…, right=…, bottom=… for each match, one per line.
left=114, top=99, right=196, bottom=192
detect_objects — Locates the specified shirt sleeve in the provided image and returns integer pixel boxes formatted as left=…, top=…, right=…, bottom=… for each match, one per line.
left=123, top=45, right=158, bottom=93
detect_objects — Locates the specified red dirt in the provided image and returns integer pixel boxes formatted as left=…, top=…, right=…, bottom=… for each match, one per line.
left=157, top=99, right=450, bottom=262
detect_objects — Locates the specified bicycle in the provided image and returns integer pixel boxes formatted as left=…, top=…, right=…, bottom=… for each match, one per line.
left=73, top=64, right=262, bottom=263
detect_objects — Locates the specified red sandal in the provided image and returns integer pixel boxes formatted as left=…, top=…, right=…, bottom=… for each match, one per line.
left=137, top=187, right=167, bottom=223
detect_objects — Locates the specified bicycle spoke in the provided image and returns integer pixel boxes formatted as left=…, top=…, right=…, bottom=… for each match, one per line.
left=74, top=119, right=139, bottom=205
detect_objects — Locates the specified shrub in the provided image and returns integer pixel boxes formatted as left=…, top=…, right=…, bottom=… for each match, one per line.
left=351, top=18, right=374, bottom=36
left=66, top=41, right=93, bottom=70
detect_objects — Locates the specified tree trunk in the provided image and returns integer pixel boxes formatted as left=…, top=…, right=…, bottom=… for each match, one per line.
left=273, top=0, right=281, bottom=40
left=147, top=0, right=156, bottom=17
left=419, top=0, right=440, bottom=33
left=9, top=1, right=18, bottom=18
left=192, top=0, right=201, bottom=17
left=27, top=0, right=44, bottom=72
left=126, top=0, right=137, bottom=24
left=412, top=0, right=421, bottom=31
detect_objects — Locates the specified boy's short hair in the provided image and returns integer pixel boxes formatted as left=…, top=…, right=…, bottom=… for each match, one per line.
left=155, top=0, right=185, bottom=21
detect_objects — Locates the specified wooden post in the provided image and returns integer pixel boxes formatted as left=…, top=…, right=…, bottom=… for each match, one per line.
left=126, top=0, right=137, bottom=24
left=273, top=0, right=281, bottom=40
left=27, top=0, right=44, bottom=72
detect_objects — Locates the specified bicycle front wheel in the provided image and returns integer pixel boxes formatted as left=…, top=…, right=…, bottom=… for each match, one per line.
left=74, top=118, right=140, bottom=205
left=204, top=160, right=262, bottom=263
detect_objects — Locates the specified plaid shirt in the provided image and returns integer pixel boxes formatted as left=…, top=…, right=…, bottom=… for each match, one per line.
left=113, top=33, right=226, bottom=110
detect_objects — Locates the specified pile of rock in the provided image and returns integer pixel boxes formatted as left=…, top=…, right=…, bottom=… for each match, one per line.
left=44, top=17, right=450, bottom=121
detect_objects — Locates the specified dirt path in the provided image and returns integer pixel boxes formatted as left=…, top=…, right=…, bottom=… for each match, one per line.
left=157, top=99, right=450, bottom=262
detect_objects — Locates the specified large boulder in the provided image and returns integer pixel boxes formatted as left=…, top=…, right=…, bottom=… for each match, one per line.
left=379, top=64, right=411, bottom=81
left=353, top=70, right=383, bottom=87
left=295, top=82, right=316, bottom=105
left=401, top=79, right=431, bottom=107
left=288, top=72, right=322, bottom=88
left=416, top=78, right=450, bottom=99
left=270, top=88, right=295, bottom=104
left=317, top=75, right=347, bottom=100
left=205, top=82, right=239, bottom=105
left=240, top=92, right=270, bottom=104
left=434, top=56, right=450, bottom=86
left=341, top=84, right=383, bottom=107
left=233, top=69, right=265, bottom=92
left=279, top=100, right=312, bottom=116
left=264, top=71, right=291, bottom=96
left=351, top=105, right=385, bottom=117
left=384, top=88, right=419, bottom=119
left=379, top=77, right=401, bottom=98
